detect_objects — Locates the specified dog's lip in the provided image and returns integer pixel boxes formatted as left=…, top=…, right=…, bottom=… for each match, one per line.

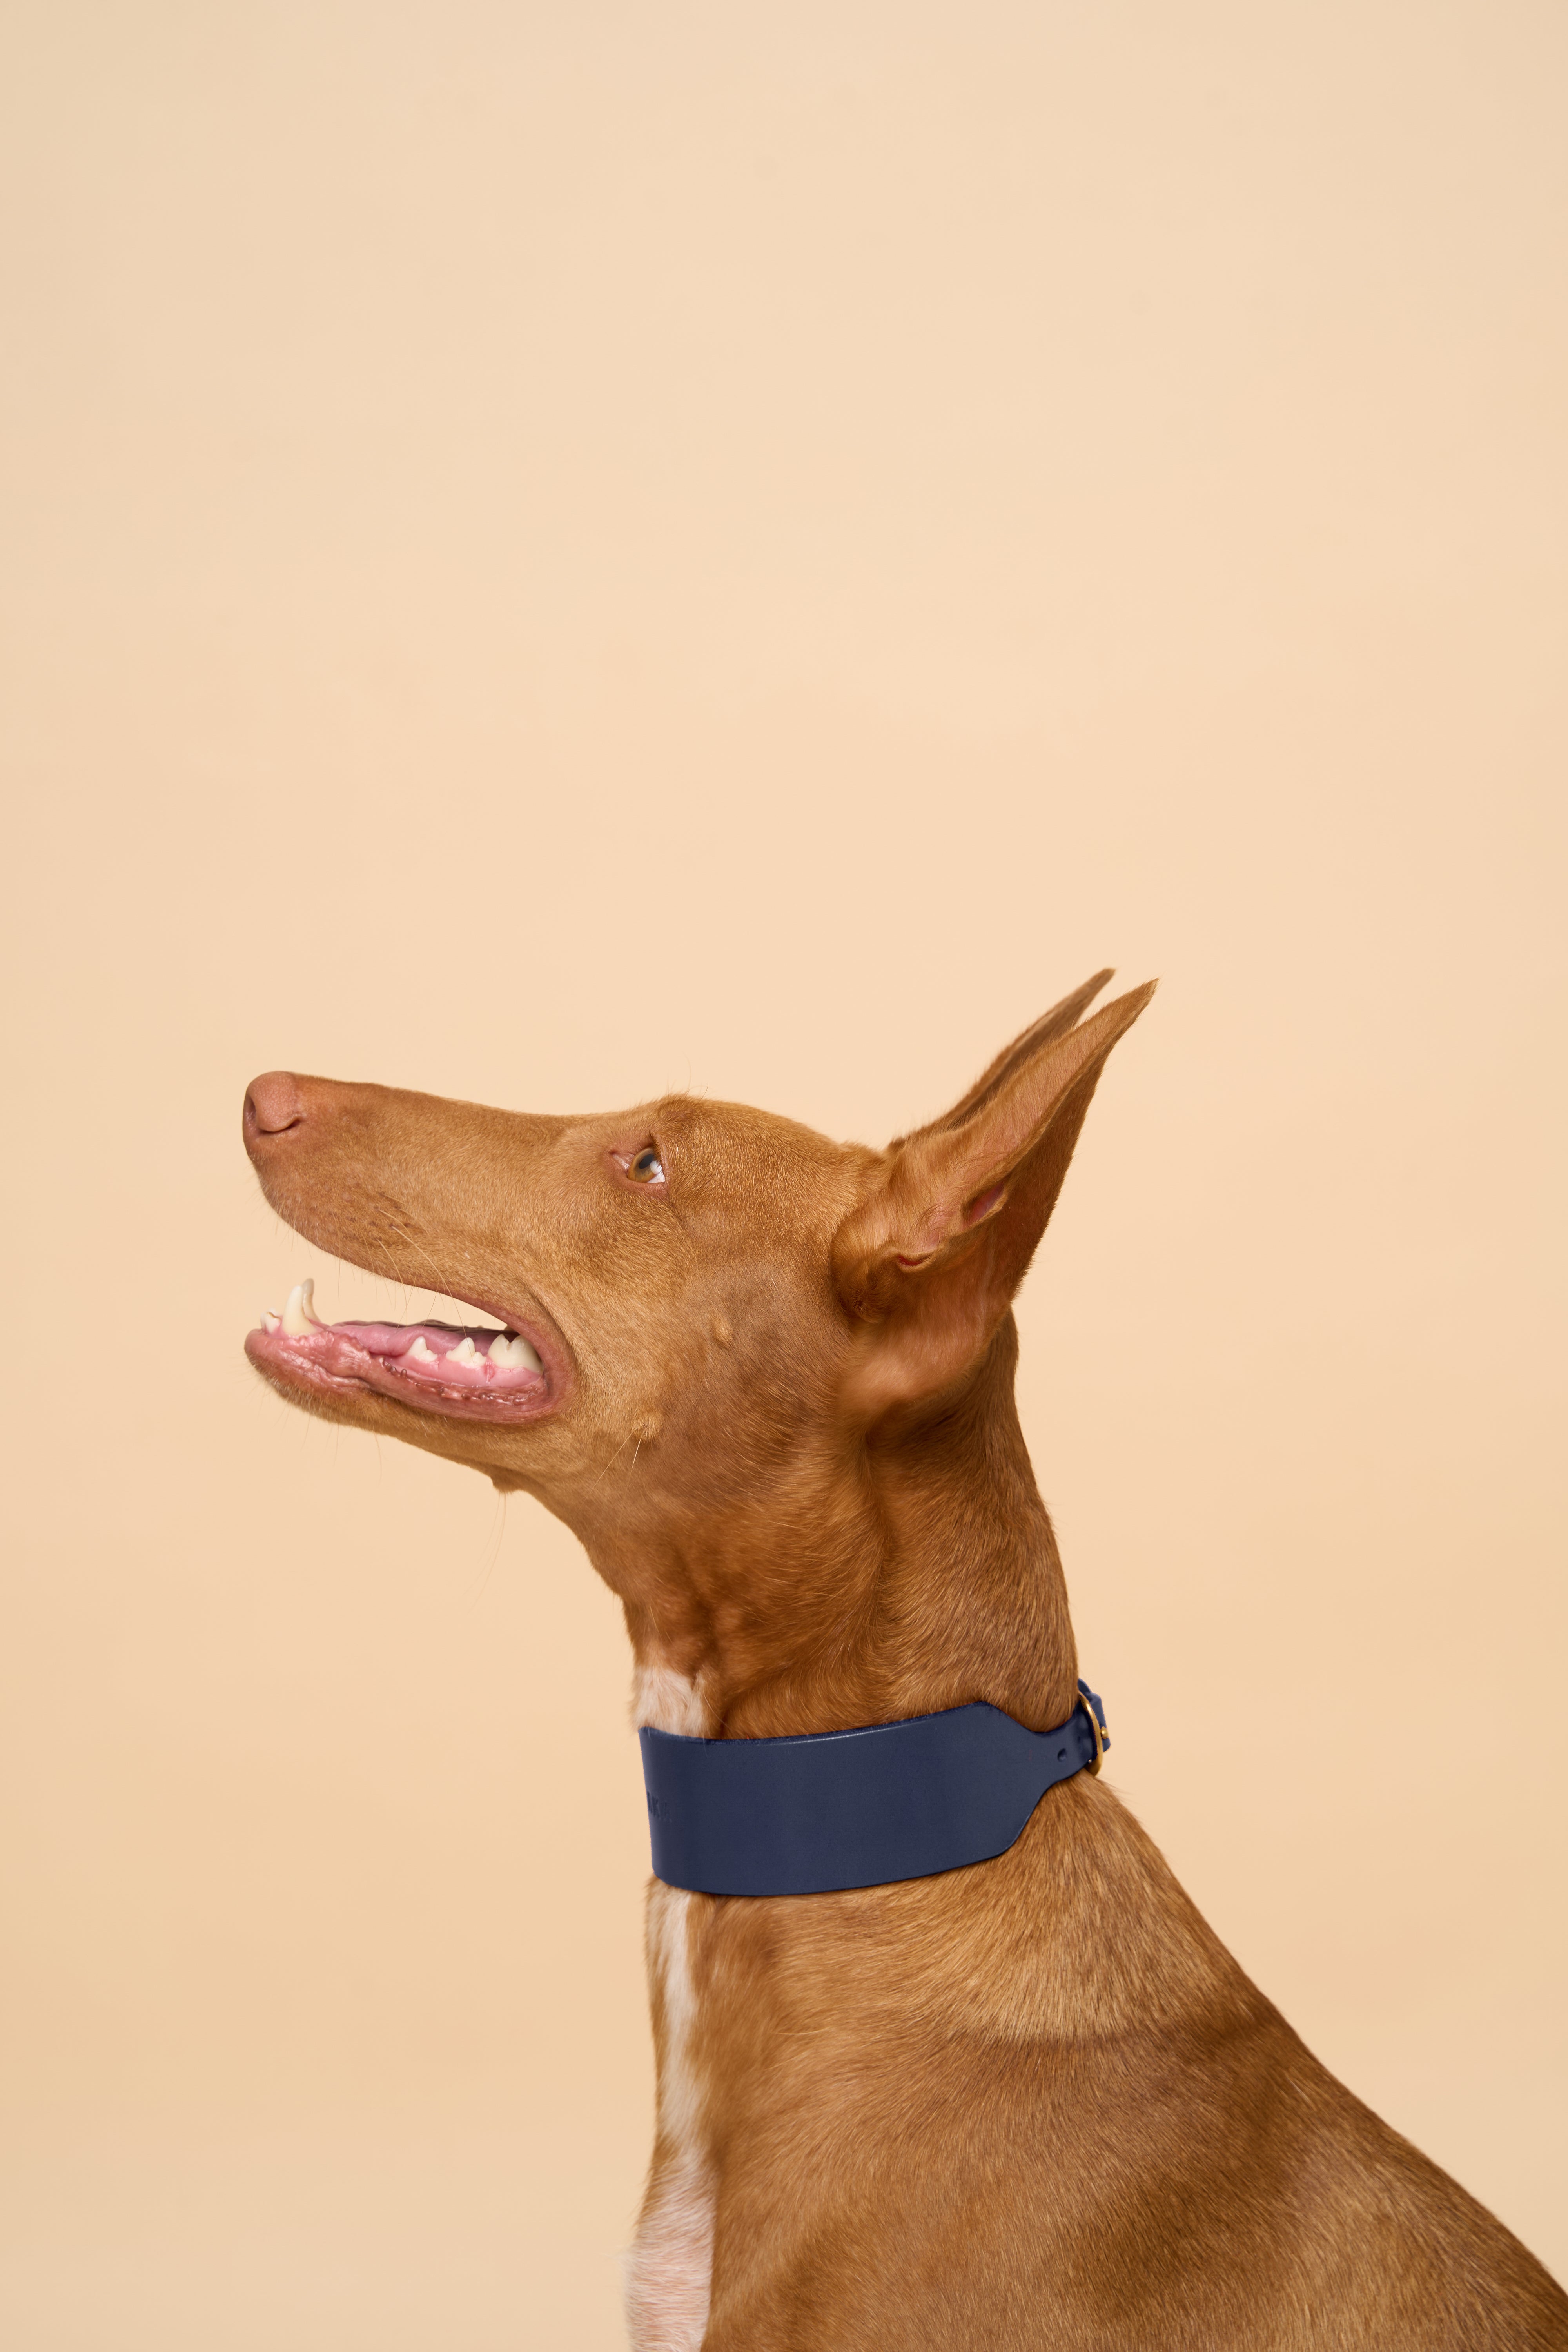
left=243, top=1290, right=569, bottom=1427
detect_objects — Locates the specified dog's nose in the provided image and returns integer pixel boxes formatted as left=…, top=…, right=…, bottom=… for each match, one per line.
left=244, top=1071, right=307, bottom=1143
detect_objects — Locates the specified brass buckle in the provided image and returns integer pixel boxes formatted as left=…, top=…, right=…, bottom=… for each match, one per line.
left=1074, top=1690, right=1105, bottom=1777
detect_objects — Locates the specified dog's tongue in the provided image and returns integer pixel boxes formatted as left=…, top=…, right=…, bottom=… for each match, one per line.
left=334, top=1318, right=541, bottom=1385
left=257, top=1282, right=543, bottom=1390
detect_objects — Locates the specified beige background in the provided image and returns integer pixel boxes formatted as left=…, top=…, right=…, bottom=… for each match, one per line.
left=2, top=2, right=1565, bottom=2344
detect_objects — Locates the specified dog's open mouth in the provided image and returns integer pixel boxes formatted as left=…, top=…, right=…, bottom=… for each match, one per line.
left=245, top=1278, right=556, bottom=1425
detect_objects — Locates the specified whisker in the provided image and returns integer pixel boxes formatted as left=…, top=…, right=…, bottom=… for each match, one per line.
left=593, top=1428, right=637, bottom=1489
left=463, top=1489, right=509, bottom=1608
left=374, top=1211, right=457, bottom=1305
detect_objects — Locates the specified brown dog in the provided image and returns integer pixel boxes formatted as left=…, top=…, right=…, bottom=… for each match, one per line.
left=242, top=976, right=1566, bottom=2350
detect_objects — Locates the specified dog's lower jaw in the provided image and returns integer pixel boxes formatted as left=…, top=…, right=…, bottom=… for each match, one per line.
left=628, top=1880, right=715, bottom=2352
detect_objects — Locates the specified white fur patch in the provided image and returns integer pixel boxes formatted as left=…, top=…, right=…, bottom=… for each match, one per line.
left=624, top=2140, right=714, bottom=2349
left=625, top=1821, right=716, bottom=2347
left=633, top=1661, right=709, bottom=1735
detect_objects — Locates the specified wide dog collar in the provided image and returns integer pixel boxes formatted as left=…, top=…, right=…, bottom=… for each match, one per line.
left=640, top=1680, right=1108, bottom=1898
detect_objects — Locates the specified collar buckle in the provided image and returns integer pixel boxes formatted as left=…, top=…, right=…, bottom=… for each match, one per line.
left=1074, top=1684, right=1106, bottom=1776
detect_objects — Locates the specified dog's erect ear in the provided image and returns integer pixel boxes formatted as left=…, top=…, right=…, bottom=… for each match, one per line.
left=833, top=977, right=1155, bottom=1414
left=921, top=968, right=1116, bottom=1137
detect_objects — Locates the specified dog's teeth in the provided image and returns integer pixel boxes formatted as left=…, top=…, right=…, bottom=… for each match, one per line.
left=486, top=1332, right=541, bottom=1370
left=487, top=1334, right=541, bottom=1372
left=407, top=1336, right=437, bottom=1363
left=262, top=1310, right=281, bottom=1334
left=281, top=1281, right=318, bottom=1338
left=447, top=1337, right=479, bottom=1365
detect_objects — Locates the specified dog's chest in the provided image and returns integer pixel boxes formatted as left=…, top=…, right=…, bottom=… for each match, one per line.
left=626, top=1669, right=715, bottom=2351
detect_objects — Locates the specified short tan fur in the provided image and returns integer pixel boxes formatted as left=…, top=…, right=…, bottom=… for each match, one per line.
left=242, top=979, right=1567, bottom=2349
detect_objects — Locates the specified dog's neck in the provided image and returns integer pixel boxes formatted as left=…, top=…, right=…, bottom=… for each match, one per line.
left=574, top=1318, right=1080, bottom=1742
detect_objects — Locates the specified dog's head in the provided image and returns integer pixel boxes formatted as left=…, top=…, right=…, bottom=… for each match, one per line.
left=243, top=972, right=1151, bottom=1637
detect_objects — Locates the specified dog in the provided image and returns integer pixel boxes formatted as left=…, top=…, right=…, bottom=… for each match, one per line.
left=242, top=974, right=1567, bottom=2349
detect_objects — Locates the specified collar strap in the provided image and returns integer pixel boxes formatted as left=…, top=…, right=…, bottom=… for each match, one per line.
left=639, top=1680, right=1108, bottom=1898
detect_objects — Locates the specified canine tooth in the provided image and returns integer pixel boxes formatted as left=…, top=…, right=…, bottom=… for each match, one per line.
left=447, top=1337, right=478, bottom=1365
left=488, top=1332, right=513, bottom=1365
left=506, top=1335, right=542, bottom=1371
left=407, top=1336, right=437, bottom=1363
left=262, top=1311, right=280, bottom=1334
left=281, top=1281, right=318, bottom=1338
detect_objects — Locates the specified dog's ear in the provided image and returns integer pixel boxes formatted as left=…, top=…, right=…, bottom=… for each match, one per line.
left=833, top=977, right=1155, bottom=1415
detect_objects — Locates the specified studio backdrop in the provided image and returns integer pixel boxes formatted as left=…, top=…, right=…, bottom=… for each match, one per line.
left=2, top=4, right=1564, bottom=2347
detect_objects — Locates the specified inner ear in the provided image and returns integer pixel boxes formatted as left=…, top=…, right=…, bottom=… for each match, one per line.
left=890, top=1177, right=1007, bottom=1269
left=963, top=1181, right=1007, bottom=1228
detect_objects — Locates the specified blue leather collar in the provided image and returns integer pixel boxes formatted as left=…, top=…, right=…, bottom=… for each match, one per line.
left=640, top=1680, right=1109, bottom=1898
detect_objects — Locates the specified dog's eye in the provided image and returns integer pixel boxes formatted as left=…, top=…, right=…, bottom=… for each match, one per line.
left=627, top=1147, right=665, bottom=1185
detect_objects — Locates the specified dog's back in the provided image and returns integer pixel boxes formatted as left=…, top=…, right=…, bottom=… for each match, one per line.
left=675, top=1784, right=1562, bottom=2348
